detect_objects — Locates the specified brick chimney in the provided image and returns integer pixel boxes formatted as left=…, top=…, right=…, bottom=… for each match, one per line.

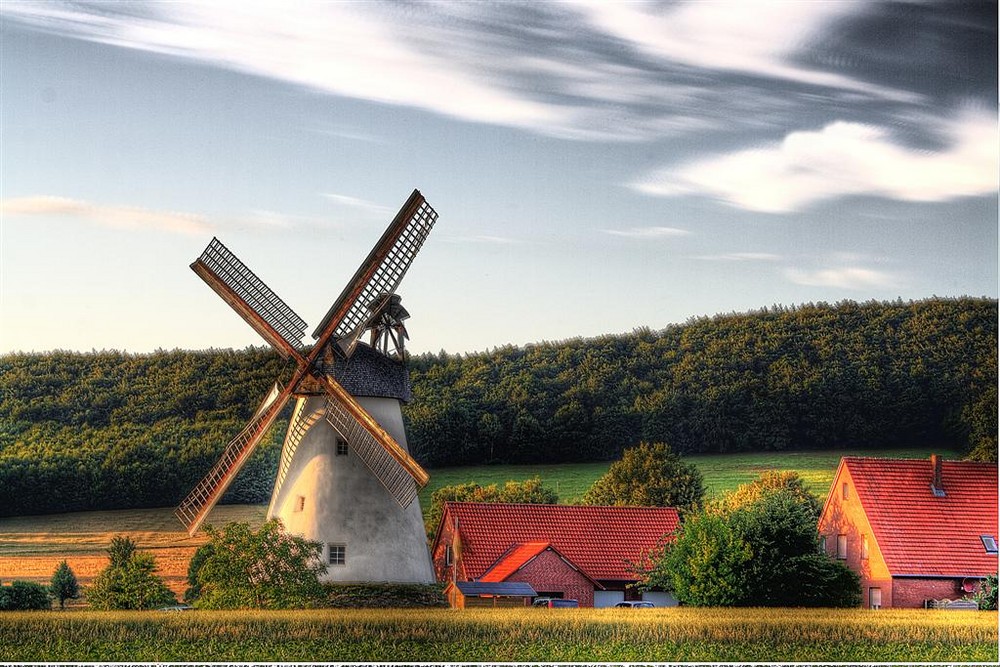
left=930, top=454, right=945, bottom=496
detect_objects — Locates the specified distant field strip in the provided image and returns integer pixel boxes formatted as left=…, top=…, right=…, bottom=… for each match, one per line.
left=0, top=608, right=994, bottom=662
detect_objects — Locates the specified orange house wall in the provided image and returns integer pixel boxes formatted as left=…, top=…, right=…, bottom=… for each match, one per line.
left=504, top=549, right=596, bottom=607
left=818, top=465, right=894, bottom=608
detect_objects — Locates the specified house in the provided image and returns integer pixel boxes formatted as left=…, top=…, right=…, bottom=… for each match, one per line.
left=817, top=455, right=998, bottom=609
left=431, top=502, right=680, bottom=608
left=443, top=581, right=537, bottom=609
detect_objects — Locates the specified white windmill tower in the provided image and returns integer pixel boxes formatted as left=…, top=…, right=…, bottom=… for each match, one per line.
left=175, top=190, right=437, bottom=583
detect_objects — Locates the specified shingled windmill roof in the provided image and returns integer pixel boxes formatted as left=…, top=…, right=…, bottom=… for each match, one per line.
left=317, top=342, right=412, bottom=402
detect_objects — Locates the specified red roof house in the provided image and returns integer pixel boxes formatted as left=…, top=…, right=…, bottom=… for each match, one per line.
left=818, top=455, right=998, bottom=609
left=432, top=502, right=680, bottom=608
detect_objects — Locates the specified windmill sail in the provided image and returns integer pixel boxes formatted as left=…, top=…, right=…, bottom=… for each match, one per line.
left=192, top=238, right=308, bottom=359
left=271, top=398, right=326, bottom=504
left=313, top=189, right=437, bottom=351
left=175, top=383, right=289, bottom=535
left=320, top=375, right=428, bottom=506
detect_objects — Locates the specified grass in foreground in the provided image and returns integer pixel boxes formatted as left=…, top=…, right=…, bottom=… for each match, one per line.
left=0, top=607, right=994, bottom=663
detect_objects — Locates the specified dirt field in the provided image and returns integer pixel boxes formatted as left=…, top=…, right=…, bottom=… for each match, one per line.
left=0, top=504, right=266, bottom=601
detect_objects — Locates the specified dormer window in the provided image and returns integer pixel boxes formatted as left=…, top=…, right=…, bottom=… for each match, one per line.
left=982, top=535, right=998, bottom=554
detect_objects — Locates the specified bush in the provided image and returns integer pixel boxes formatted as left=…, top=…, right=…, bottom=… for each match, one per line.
left=195, top=520, right=326, bottom=609
left=0, top=581, right=51, bottom=610
left=425, top=477, right=558, bottom=539
left=86, top=536, right=176, bottom=610
left=974, top=572, right=997, bottom=611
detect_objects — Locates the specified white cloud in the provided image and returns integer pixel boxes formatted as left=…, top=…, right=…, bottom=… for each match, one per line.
left=785, top=266, right=901, bottom=290
left=603, top=226, right=691, bottom=239
left=633, top=109, right=999, bottom=212
left=573, top=0, right=919, bottom=103
left=323, top=193, right=394, bottom=218
left=1, top=196, right=212, bottom=235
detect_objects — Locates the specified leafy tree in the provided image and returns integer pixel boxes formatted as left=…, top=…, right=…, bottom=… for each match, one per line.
left=86, top=536, right=176, bottom=610
left=425, top=477, right=558, bottom=539
left=195, top=520, right=326, bottom=609
left=637, top=475, right=859, bottom=607
left=183, top=543, right=215, bottom=604
left=714, top=470, right=821, bottom=518
left=582, top=442, right=704, bottom=514
left=0, top=581, right=51, bottom=610
left=49, top=560, right=79, bottom=610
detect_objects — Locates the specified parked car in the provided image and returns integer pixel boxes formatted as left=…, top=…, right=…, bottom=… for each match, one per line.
left=614, top=601, right=654, bottom=608
left=532, top=597, right=580, bottom=608
left=157, top=604, right=193, bottom=612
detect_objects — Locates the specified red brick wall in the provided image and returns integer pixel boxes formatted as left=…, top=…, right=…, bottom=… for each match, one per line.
left=506, top=549, right=596, bottom=607
left=892, top=578, right=968, bottom=608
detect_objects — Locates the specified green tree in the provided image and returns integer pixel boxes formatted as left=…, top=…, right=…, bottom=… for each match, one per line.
left=714, top=470, right=822, bottom=518
left=195, top=520, right=326, bottom=609
left=183, top=543, right=215, bottom=604
left=425, top=477, right=558, bottom=539
left=49, top=560, right=79, bottom=610
left=638, top=475, right=859, bottom=607
left=582, top=442, right=704, bottom=514
left=86, top=536, right=176, bottom=610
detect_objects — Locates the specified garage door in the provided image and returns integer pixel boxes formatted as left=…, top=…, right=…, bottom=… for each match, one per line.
left=641, top=591, right=677, bottom=607
left=594, top=590, right=625, bottom=608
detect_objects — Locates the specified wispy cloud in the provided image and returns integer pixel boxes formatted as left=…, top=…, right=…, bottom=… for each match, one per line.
left=322, top=193, right=394, bottom=218
left=785, top=266, right=902, bottom=290
left=4, top=1, right=979, bottom=143
left=1, top=196, right=212, bottom=235
left=694, top=252, right=781, bottom=262
left=603, top=226, right=691, bottom=239
left=633, top=109, right=998, bottom=212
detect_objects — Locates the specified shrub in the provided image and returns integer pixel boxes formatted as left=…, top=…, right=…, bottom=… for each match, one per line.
left=425, top=477, right=558, bottom=539
left=0, top=581, right=51, bottom=610
left=974, top=572, right=997, bottom=611
left=86, top=536, right=176, bottom=610
left=323, top=583, right=448, bottom=608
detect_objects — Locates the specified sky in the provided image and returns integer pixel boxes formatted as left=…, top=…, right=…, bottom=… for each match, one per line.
left=1, top=1, right=996, bottom=357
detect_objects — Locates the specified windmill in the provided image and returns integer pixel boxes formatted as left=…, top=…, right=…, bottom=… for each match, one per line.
left=175, top=189, right=438, bottom=583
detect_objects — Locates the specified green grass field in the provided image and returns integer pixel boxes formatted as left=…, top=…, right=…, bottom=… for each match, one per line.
left=0, top=607, right=994, bottom=662
left=419, top=446, right=962, bottom=505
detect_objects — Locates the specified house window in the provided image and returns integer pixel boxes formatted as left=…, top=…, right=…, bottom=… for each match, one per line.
left=294, top=495, right=305, bottom=512
left=445, top=545, right=454, bottom=567
left=336, top=438, right=349, bottom=456
left=842, top=482, right=849, bottom=500
left=869, top=587, right=882, bottom=610
left=982, top=535, right=998, bottom=554
left=861, top=534, right=868, bottom=560
left=837, top=534, right=848, bottom=560
left=819, top=535, right=827, bottom=554
left=328, top=544, right=346, bottom=566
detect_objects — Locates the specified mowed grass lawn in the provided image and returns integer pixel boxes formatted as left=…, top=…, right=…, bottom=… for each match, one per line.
left=0, top=607, right=994, bottom=662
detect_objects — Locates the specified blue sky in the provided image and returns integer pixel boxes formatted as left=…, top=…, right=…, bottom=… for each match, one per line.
left=1, top=1, right=996, bottom=356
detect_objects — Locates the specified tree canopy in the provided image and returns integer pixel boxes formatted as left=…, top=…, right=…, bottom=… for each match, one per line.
left=581, top=442, right=704, bottom=514
left=637, top=473, right=860, bottom=608
left=425, top=477, right=558, bottom=539
left=86, top=536, right=176, bottom=610
left=50, top=560, right=79, bottom=610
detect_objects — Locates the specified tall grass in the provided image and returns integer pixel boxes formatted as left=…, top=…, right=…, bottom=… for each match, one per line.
left=0, top=607, right=994, bottom=662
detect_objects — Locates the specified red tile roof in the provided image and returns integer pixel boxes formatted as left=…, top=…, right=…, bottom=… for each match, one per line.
left=480, top=541, right=551, bottom=582
left=842, top=457, right=998, bottom=577
left=442, top=502, right=680, bottom=581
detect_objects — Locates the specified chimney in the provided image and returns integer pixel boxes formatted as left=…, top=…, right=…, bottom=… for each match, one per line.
left=930, top=454, right=945, bottom=496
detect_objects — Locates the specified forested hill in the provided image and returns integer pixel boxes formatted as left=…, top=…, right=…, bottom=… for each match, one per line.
left=0, top=297, right=995, bottom=517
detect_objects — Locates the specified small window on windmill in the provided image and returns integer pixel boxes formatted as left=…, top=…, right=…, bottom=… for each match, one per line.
left=982, top=535, right=998, bottom=554
left=294, top=495, right=305, bottom=513
left=329, top=544, right=346, bottom=566
left=336, top=438, right=349, bottom=456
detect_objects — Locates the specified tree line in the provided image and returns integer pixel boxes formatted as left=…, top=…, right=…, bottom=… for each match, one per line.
left=0, top=297, right=995, bottom=517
